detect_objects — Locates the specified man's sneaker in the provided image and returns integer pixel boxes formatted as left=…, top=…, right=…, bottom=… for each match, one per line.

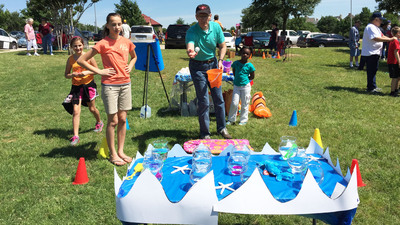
left=238, top=122, right=247, bottom=126
left=26, top=53, right=31, bottom=56
left=200, top=134, right=211, bottom=139
left=349, top=63, right=353, bottom=68
left=94, top=121, right=104, bottom=133
left=34, top=52, right=40, bottom=56
left=226, top=121, right=234, bottom=125
left=219, top=128, right=232, bottom=139
left=366, top=88, right=382, bottom=93
left=390, top=92, right=399, bottom=97
left=371, top=88, right=382, bottom=93
left=50, top=53, right=54, bottom=56
left=70, top=136, right=79, bottom=146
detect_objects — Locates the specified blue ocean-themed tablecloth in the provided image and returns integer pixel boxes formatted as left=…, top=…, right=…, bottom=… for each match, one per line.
left=118, top=154, right=347, bottom=203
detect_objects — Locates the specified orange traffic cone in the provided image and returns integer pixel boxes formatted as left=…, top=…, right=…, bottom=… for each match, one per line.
left=277, top=51, right=281, bottom=59
left=350, top=159, right=366, bottom=187
left=72, top=157, right=89, bottom=185
left=249, top=54, right=252, bottom=59
left=262, top=52, right=266, bottom=59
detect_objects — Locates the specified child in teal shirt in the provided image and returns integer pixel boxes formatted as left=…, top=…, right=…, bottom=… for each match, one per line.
left=227, top=47, right=255, bottom=125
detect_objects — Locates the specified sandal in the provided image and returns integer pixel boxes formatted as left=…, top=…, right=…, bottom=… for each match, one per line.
left=109, top=158, right=126, bottom=166
left=121, top=156, right=133, bottom=163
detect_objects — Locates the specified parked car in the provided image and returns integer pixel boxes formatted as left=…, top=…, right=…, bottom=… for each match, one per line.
left=297, top=30, right=311, bottom=36
left=165, top=24, right=190, bottom=49
left=0, top=28, right=18, bottom=49
left=246, top=31, right=270, bottom=48
left=307, top=33, right=349, bottom=47
left=130, top=25, right=156, bottom=43
left=223, top=32, right=235, bottom=48
left=82, top=31, right=94, bottom=41
left=297, top=32, right=326, bottom=48
left=18, top=36, right=27, bottom=47
left=93, top=30, right=103, bottom=41
left=266, top=29, right=300, bottom=45
left=10, top=31, right=25, bottom=39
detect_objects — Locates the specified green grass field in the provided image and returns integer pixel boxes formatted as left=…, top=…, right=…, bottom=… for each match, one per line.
left=0, top=46, right=399, bottom=224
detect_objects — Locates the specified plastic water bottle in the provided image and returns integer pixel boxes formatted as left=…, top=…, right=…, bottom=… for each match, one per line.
left=140, top=105, right=151, bottom=118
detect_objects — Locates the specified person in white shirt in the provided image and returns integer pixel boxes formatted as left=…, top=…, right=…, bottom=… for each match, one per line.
left=361, top=12, right=396, bottom=92
left=121, top=19, right=131, bottom=39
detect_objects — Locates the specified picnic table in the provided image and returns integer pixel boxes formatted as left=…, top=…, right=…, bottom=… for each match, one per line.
left=115, top=139, right=359, bottom=225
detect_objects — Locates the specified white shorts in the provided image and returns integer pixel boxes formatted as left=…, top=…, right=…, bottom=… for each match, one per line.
left=27, top=39, right=38, bottom=50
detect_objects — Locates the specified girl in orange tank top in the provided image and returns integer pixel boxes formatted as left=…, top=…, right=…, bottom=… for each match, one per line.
left=64, top=36, right=103, bottom=146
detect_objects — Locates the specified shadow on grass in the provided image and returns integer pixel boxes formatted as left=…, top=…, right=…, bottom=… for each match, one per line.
left=333, top=48, right=350, bottom=54
left=40, top=142, right=98, bottom=160
left=33, top=128, right=93, bottom=140
left=323, top=62, right=357, bottom=70
left=155, top=107, right=181, bottom=117
left=325, top=86, right=386, bottom=96
left=132, top=129, right=197, bottom=155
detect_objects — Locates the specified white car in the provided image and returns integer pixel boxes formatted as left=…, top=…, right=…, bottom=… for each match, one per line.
left=266, top=29, right=300, bottom=45
left=0, top=28, right=18, bottom=49
left=223, top=32, right=235, bottom=48
left=130, top=25, right=156, bottom=43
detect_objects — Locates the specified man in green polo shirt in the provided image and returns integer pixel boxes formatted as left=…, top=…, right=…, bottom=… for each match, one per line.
left=186, top=4, right=232, bottom=139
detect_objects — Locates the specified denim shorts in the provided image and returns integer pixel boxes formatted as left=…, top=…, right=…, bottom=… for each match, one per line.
left=349, top=44, right=360, bottom=57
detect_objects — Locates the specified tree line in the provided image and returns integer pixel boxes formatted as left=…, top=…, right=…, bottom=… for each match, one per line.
left=241, top=0, right=400, bottom=37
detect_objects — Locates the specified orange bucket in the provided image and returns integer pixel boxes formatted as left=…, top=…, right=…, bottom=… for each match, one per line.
left=207, top=69, right=223, bottom=88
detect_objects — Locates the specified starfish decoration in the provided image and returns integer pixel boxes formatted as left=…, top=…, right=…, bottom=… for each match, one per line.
left=171, top=165, right=192, bottom=174
left=215, top=182, right=236, bottom=195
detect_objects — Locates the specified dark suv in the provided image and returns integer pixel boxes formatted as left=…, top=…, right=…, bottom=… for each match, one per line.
left=165, top=24, right=190, bottom=49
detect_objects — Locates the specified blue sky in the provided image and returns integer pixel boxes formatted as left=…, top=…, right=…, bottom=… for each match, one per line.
left=3, top=0, right=378, bottom=29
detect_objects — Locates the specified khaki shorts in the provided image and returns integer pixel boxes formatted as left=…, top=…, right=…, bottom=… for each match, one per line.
left=101, top=84, right=132, bottom=114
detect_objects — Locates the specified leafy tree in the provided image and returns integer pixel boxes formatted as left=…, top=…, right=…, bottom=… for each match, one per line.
left=357, top=7, right=372, bottom=26
left=287, top=17, right=319, bottom=32
left=383, top=13, right=400, bottom=25
left=242, top=0, right=321, bottom=31
left=376, top=0, right=400, bottom=14
left=336, top=16, right=352, bottom=37
left=76, top=22, right=100, bottom=32
left=176, top=17, right=185, bottom=25
left=317, top=16, right=339, bottom=33
left=25, top=0, right=99, bottom=52
left=241, top=4, right=270, bottom=31
left=0, top=5, right=25, bottom=31
left=115, top=0, right=146, bottom=26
